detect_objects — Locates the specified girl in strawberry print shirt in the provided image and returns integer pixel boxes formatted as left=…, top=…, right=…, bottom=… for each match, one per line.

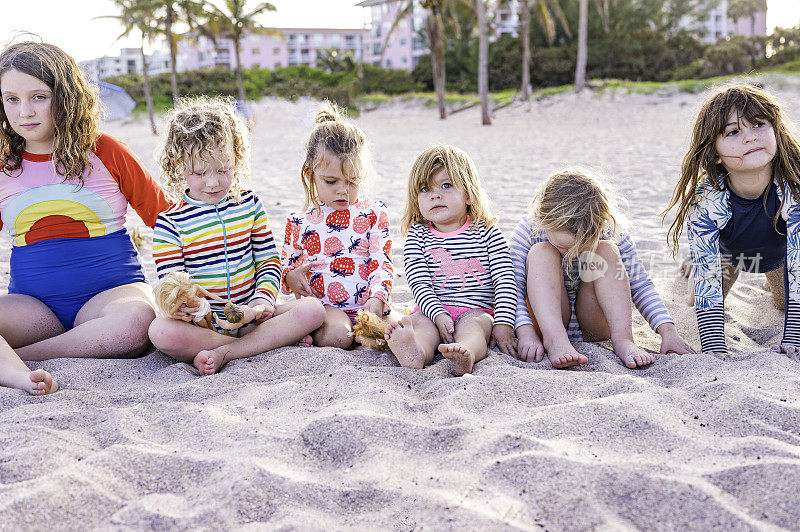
left=281, top=104, right=394, bottom=349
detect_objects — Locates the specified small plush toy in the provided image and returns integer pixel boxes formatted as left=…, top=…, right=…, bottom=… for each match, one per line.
left=154, top=272, right=256, bottom=330
left=352, top=309, right=390, bottom=350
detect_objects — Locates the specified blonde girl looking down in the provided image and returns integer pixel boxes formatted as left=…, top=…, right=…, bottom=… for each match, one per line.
left=281, top=103, right=394, bottom=350
left=149, top=96, right=324, bottom=375
left=510, top=169, right=694, bottom=369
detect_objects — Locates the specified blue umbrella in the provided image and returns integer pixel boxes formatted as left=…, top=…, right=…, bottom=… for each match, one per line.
left=95, top=81, right=136, bottom=121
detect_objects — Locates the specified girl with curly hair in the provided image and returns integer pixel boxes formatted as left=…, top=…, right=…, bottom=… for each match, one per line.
left=0, top=41, right=170, bottom=395
left=149, top=96, right=324, bottom=375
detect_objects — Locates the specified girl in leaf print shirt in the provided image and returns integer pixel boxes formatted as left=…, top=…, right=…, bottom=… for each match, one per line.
left=281, top=103, right=394, bottom=350
left=665, top=83, right=800, bottom=355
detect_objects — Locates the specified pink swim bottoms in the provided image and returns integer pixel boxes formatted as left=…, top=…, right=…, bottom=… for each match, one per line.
left=412, top=305, right=494, bottom=321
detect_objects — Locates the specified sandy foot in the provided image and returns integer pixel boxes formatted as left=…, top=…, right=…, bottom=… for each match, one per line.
left=194, top=348, right=229, bottom=375
left=546, top=340, right=589, bottom=368
left=615, top=340, right=655, bottom=368
left=439, top=343, right=475, bottom=376
left=26, top=369, right=58, bottom=396
left=385, top=316, right=427, bottom=369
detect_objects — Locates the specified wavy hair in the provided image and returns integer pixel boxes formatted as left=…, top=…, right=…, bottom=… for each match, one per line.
left=0, top=41, right=100, bottom=182
left=530, top=168, right=625, bottom=265
left=300, top=101, right=372, bottom=209
left=158, top=95, right=250, bottom=202
left=400, top=144, right=496, bottom=235
left=664, top=83, right=800, bottom=255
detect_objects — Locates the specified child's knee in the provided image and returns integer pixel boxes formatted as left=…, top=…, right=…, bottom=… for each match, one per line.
left=527, top=241, right=560, bottom=267
left=148, top=317, right=183, bottom=353
left=295, top=297, right=326, bottom=327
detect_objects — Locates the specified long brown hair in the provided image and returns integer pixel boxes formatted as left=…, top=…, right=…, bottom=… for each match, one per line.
left=0, top=41, right=101, bottom=182
left=664, top=83, right=800, bottom=255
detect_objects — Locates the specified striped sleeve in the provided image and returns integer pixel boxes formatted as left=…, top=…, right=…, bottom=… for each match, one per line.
left=509, top=218, right=535, bottom=330
left=251, top=195, right=281, bottom=305
left=617, top=233, right=673, bottom=332
left=152, top=212, right=185, bottom=278
left=404, top=225, right=446, bottom=321
left=484, top=225, right=517, bottom=327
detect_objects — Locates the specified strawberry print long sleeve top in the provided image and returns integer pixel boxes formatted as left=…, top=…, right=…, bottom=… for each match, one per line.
left=281, top=199, right=393, bottom=311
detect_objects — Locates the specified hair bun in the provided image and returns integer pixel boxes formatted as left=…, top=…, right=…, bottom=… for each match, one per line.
left=315, top=104, right=341, bottom=124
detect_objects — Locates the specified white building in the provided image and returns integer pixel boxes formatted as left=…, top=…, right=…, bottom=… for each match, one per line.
left=80, top=48, right=173, bottom=82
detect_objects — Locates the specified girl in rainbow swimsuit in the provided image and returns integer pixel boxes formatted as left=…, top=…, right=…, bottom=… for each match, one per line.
left=0, top=42, right=170, bottom=395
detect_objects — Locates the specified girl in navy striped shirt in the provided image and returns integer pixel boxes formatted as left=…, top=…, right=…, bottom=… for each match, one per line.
left=510, top=169, right=694, bottom=369
left=386, top=145, right=517, bottom=376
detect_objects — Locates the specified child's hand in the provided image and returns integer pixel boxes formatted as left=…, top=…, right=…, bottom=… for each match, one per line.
left=515, top=324, right=544, bottom=362
left=772, top=344, right=799, bottom=357
left=434, top=313, right=455, bottom=343
left=490, top=324, right=517, bottom=357
left=657, top=323, right=696, bottom=355
left=285, top=263, right=321, bottom=298
left=249, top=301, right=275, bottom=323
left=363, top=297, right=385, bottom=316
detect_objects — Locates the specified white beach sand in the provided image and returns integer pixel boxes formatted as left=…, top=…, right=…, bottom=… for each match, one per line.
left=2, top=78, right=800, bottom=530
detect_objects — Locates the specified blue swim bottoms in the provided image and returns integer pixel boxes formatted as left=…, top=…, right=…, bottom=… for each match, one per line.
left=8, top=229, right=145, bottom=329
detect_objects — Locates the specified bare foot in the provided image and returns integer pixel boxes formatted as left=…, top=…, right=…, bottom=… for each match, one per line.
left=545, top=340, right=588, bottom=368
left=385, top=316, right=427, bottom=369
left=27, top=369, right=58, bottom=396
left=194, top=348, right=229, bottom=375
left=614, top=340, right=654, bottom=368
left=298, top=335, right=313, bottom=347
left=439, top=343, right=475, bottom=376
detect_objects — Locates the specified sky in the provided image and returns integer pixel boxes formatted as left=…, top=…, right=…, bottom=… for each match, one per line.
left=0, top=0, right=798, bottom=63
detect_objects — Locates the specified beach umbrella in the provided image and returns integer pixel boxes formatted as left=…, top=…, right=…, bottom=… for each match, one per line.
left=95, top=81, right=136, bottom=121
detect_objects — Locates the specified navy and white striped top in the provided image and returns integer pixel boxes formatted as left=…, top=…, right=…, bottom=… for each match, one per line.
left=509, top=215, right=673, bottom=341
left=403, top=219, right=517, bottom=327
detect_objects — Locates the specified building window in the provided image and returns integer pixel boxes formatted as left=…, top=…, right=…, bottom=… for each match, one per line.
left=400, top=38, right=406, bottom=46
left=373, top=43, right=381, bottom=55
left=274, top=48, right=281, bottom=55
left=385, top=59, right=392, bottom=68
left=252, top=48, right=260, bottom=55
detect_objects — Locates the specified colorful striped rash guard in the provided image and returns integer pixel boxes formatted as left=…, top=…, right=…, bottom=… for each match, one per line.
left=152, top=190, right=281, bottom=319
left=509, top=215, right=673, bottom=341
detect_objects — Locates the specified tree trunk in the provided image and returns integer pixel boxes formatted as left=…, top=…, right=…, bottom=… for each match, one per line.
left=166, top=1, right=179, bottom=103
left=140, top=45, right=157, bottom=135
left=574, top=0, right=588, bottom=92
left=234, top=38, right=246, bottom=102
left=428, top=4, right=447, bottom=120
left=477, top=0, right=490, bottom=125
left=520, top=0, right=531, bottom=101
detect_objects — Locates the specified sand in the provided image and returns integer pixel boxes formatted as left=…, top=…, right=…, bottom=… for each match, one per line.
left=2, top=77, right=800, bottom=530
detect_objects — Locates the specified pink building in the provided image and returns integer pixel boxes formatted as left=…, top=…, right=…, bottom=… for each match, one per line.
left=356, top=0, right=427, bottom=70
left=176, top=28, right=367, bottom=72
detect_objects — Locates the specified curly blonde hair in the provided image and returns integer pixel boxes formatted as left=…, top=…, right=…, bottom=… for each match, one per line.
left=0, top=41, right=101, bottom=182
left=664, top=83, right=800, bottom=255
left=400, top=144, right=496, bottom=235
left=159, top=96, right=250, bottom=201
left=530, top=168, right=626, bottom=265
left=301, top=101, right=372, bottom=209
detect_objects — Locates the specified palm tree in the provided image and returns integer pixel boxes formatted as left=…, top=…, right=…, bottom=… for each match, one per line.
left=384, top=0, right=471, bottom=120
left=162, top=0, right=206, bottom=103
left=198, top=0, right=280, bottom=102
left=476, top=0, right=490, bottom=124
left=98, top=0, right=161, bottom=134
left=574, top=0, right=610, bottom=92
left=517, top=0, right=570, bottom=101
